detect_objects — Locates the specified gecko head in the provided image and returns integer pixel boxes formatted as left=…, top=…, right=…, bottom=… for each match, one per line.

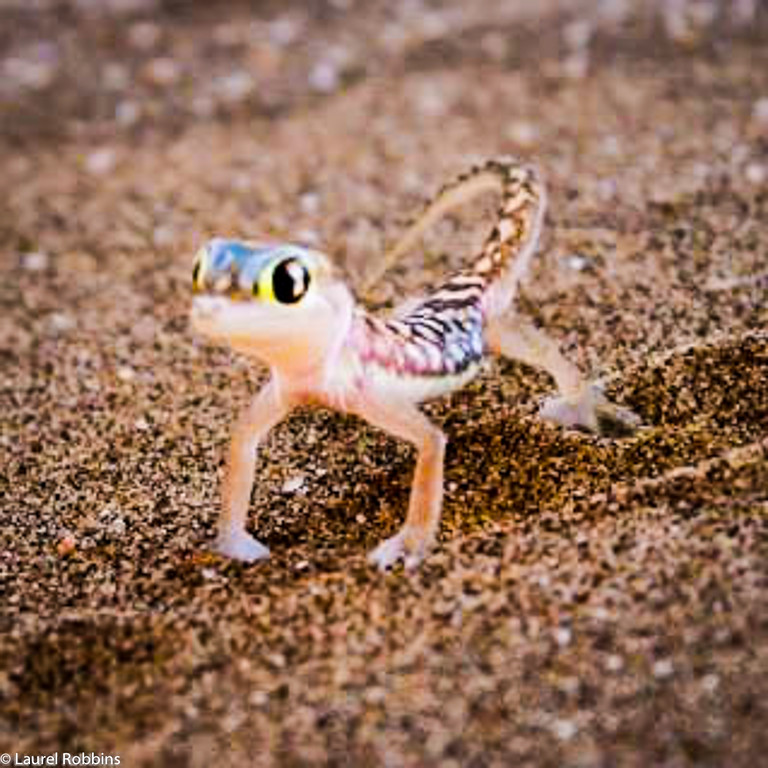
left=190, top=238, right=354, bottom=368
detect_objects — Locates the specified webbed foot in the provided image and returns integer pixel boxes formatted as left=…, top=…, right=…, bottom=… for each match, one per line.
left=214, top=530, right=270, bottom=562
left=368, top=527, right=431, bottom=571
left=540, top=384, right=641, bottom=438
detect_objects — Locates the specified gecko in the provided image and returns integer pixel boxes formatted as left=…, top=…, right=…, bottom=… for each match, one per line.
left=190, top=156, right=640, bottom=570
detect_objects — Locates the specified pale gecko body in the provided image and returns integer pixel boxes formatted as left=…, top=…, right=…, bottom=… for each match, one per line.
left=190, top=157, right=639, bottom=570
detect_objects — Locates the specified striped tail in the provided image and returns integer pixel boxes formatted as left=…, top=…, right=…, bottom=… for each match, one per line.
left=468, top=158, right=546, bottom=317
left=363, top=156, right=546, bottom=318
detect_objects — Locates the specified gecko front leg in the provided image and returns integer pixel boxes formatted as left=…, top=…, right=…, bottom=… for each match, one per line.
left=487, top=315, right=641, bottom=437
left=215, top=378, right=293, bottom=562
left=352, top=392, right=446, bottom=570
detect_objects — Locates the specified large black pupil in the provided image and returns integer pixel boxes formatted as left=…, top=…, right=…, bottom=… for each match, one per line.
left=273, top=259, right=309, bottom=304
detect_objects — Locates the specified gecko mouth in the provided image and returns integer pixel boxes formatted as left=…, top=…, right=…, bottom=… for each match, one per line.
left=190, top=295, right=279, bottom=343
left=192, top=295, right=229, bottom=318
left=190, top=296, right=233, bottom=338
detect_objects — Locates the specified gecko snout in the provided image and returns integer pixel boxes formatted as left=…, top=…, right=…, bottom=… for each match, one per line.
left=192, top=239, right=252, bottom=297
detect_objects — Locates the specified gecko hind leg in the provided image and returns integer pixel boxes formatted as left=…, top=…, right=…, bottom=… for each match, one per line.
left=487, top=315, right=641, bottom=437
left=539, top=384, right=642, bottom=438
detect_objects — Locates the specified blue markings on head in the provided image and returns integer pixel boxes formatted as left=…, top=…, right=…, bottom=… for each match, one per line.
left=207, top=239, right=270, bottom=273
left=207, top=239, right=310, bottom=274
left=202, top=239, right=314, bottom=297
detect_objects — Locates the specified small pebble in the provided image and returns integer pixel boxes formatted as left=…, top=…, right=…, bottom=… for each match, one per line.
left=249, top=690, right=269, bottom=707
left=299, top=192, right=320, bottom=215
left=85, top=148, right=117, bottom=176
left=116, top=101, right=141, bottom=126
left=22, top=251, right=49, bottom=272
left=418, top=11, right=448, bottom=40
left=213, top=23, right=242, bottom=47
left=596, top=178, right=617, bottom=201
left=109, top=517, right=126, bottom=537
left=562, top=53, right=589, bottom=80
left=57, top=536, right=76, bottom=557
left=143, top=57, right=181, bottom=86
left=599, top=0, right=631, bottom=23
left=295, top=229, right=320, bottom=246
left=48, top=313, right=75, bottom=334
left=4, top=58, right=54, bottom=90
left=308, top=61, right=340, bottom=93
left=218, top=71, right=255, bottom=104
left=752, top=97, right=768, bottom=126
left=558, top=676, right=580, bottom=695
left=282, top=475, right=306, bottom=494
left=551, top=718, right=578, bottom=741
left=414, top=86, right=449, bottom=117
left=563, top=19, right=593, bottom=50
left=567, top=254, right=590, bottom=272
left=505, top=121, right=539, bottom=148
left=153, top=225, right=176, bottom=247
left=601, top=136, right=622, bottom=157
left=232, top=173, right=253, bottom=192
left=744, top=162, right=766, bottom=185
left=364, top=686, right=386, bottom=705
left=128, top=21, right=161, bottom=50
left=653, top=659, right=674, bottom=679
left=480, top=31, right=507, bottom=61
left=191, top=95, right=216, bottom=118
left=268, top=16, right=302, bottom=46
left=102, top=63, right=129, bottom=91
left=223, top=711, right=246, bottom=734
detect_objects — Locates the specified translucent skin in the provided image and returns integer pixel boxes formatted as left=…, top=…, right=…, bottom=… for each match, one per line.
left=190, top=157, right=640, bottom=570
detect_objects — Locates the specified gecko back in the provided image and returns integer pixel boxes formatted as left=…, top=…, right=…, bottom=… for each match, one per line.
left=357, top=158, right=546, bottom=384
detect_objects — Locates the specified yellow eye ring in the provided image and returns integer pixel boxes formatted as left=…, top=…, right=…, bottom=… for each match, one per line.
left=255, top=266, right=275, bottom=303
left=255, top=257, right=311, bottom=305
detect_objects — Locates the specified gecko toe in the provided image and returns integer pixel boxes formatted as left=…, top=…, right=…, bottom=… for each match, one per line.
left=214, top=531, right=270, bottom=562
left=368, top=529, right=429, bottom=572
left=540, top=384, right=641, bottom=438
left=368, top=535, right=404, bottom=571
left=593, top=401, right=642, bottom=438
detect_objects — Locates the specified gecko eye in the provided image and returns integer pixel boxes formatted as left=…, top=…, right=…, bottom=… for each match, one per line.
left=271, top=258, right=310, bottom=304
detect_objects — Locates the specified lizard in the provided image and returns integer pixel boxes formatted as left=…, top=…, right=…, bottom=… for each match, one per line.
left=190, top=156, right=640, bottom=570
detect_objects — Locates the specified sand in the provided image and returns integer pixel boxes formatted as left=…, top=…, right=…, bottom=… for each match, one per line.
left=1, top=1, right=767, bottom=765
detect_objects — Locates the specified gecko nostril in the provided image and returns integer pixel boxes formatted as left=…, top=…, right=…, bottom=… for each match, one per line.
left=192, top=295, right=227, bottom=318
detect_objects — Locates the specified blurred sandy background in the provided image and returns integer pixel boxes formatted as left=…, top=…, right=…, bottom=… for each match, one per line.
left=1, top=1, right=767, bottom=765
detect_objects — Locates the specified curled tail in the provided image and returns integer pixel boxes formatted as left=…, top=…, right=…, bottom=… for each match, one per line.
left=466, top=158, right=546, bottom=317
left=362, top=156, right=546, bottom=318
